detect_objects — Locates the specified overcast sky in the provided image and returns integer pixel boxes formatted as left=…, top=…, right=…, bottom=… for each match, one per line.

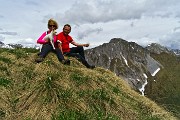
left=0, top=0, right=180, bottom=49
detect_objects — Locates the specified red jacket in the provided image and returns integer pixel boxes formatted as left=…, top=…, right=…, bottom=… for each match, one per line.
left=56, top=32, right=73, bottom=52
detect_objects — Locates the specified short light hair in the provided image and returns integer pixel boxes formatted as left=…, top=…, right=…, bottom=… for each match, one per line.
left=48, top=19, right=58, bottom=29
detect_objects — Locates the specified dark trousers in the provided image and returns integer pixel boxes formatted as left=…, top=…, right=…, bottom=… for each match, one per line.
left=39, top=43, right=65, bottom=61
left=64, top=46, right=90, bottom=67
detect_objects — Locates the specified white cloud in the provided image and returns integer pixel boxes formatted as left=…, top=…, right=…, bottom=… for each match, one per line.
left=17, top=38, right=36, bottom=47
left=0, top=15, right=3, bottom=18
left=57, top=0, right=180, bottom=24
left=75, top=26, right=103, bottom=40
left=0, top=36, right=5, bottom=42
left=160, top=31, right=180, bottom=49
left=0, top=0, right=180, bottom=49
left=0, top=32, right=18, bottom=36
left=173, top=26, right=180, bottom=32
left=58, top=0, right=146, bottom=24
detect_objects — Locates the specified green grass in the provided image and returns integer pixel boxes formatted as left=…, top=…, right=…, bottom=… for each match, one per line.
left=0, top=48, right=177, bottom=120
left=1, top=48, right=38, bottom=59
left=52, top=109, right=89, bottom=120
left=0, top=108, right=5, bottom=118
left=146, top=52, right=180, bottom=118
left=70, top=73, right=90, bottom=86
left=0, top=77, right=11, bottom=87
left=0, top=56, right=12, bottom=64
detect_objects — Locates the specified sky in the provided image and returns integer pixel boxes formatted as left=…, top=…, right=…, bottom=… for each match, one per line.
left=0, top=0, right=180, bottom=49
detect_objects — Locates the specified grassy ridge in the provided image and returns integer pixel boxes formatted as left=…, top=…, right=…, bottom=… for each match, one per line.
left=0, top=48, right=177, bottom=120
left=146, top=52, right=180, bottom=118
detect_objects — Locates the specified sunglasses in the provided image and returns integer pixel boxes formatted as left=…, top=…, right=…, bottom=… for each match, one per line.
left=49, top=25, right=56, bottom=27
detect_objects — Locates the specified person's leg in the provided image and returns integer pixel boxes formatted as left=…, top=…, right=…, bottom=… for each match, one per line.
left=39, top=44, right=52, bottom=58
left=54, top=48, right=70, bottom=65
left=35, top=44, right=52, bottom=63
left=54, top=48, right=65, bottom=61
left=65, top=52, right=95, bottom=69
left=69, top=47, right=95, bottom=69
left=70, top=46, right=85, bottom=59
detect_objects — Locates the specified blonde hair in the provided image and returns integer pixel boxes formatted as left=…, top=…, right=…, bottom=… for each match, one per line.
left=48, top=19, right=58, bottom=29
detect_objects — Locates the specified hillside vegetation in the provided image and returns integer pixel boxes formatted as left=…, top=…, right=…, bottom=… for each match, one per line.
left=0, top=48, right=177, bottom=120
left=146, top=52, right=180, bottom=119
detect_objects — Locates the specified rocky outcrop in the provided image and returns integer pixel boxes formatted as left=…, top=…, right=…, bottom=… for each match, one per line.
left=146, top=43, right=175, bottom=55
left=0, top=41, right=4, bottom=46
left=85, top=38, right=163, bottom=95
left=171, top=49, right=180, bottom=56
left=0, top=41, right=13, bottom=49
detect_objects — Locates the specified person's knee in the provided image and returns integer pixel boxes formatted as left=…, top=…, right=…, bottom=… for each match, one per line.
left=74, top=53, right=81, bottom=58
left=77, top=46, right=84, bottom=51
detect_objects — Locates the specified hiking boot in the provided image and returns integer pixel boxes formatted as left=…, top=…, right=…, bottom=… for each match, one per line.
left=35, top=56, right=44, bottom=63
left=87, top=65, right=95, bottom=69
left=61, top=59, right=70, bottom=65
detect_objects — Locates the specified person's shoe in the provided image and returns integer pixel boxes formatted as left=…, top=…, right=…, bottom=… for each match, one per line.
left=87, top=65, right=95, bottom=69
left=35, top=56, right=44, bottom=63
left=62, top=59, right=70, bottom=65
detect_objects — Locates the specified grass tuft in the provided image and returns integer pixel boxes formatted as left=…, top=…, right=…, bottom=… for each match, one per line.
left=0, top=77, right=11, bottom=87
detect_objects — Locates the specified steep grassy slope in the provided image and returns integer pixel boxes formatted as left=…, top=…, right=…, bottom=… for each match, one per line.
left=146, top=52, right=180, bottom=118
left=0, top=48, right=177, bottom=120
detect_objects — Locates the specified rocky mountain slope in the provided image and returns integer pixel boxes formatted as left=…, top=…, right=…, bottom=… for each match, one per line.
left=85, top=38, right=163, bottom=95
left=85, top=38, right=180, bottom=118
left=146, top=44, right=180, bottom=118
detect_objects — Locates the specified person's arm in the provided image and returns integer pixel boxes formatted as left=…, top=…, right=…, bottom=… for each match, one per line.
left=57, top=40, right=63, bottom=54
left=37, top=32, right=49, bottom=44
left=56, top=34, right=64, bottom=53
left=71, top=41, right=89, bottom=47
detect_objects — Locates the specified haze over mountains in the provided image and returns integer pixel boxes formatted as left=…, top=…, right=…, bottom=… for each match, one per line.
left=1, top=39, right=180, bottom=55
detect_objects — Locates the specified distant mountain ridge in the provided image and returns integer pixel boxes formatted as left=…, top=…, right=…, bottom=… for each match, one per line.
left=0, top=41, right=40, bottom=49
left=85, top=38, right=163, bottom=95
left=146, top=43, right=180, bottom=56
left=0, top=41, right=4, bottom=45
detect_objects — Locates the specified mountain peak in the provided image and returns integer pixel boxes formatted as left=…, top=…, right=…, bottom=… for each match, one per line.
left=85, top=38, right=163, bottom=95
left=0, top=41, right=4, bottom=45
left=146, top=43, right=172, bottom=54
left=109, top=38, right=127, bottom=43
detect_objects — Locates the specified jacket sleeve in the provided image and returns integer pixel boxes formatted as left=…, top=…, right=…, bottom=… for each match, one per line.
left=37, top=32, right=47, bottom=44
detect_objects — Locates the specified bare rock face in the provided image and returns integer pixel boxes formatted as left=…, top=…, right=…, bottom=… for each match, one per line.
left=85, top=38, right=163, bottom=94
left=146, top=43, right=172, bottom=54
left=0, top=41, right=4, bottom=46
left=146, top=43, right=180, bottom=56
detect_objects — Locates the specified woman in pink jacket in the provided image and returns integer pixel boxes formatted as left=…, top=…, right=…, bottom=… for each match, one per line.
left=35, top=19, right=70, bottom=65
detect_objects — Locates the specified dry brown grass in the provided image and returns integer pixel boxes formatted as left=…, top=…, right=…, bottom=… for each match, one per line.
left=0, top=49, right=178, bottom=120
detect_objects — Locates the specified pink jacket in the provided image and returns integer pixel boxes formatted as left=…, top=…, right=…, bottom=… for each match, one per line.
left=37, top=31, right=57, bottom=45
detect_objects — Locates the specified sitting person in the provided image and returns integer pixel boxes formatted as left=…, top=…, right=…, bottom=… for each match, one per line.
left=56, top=24, right=95, bottom=69
left=35, top=19, right=70, bottom=65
